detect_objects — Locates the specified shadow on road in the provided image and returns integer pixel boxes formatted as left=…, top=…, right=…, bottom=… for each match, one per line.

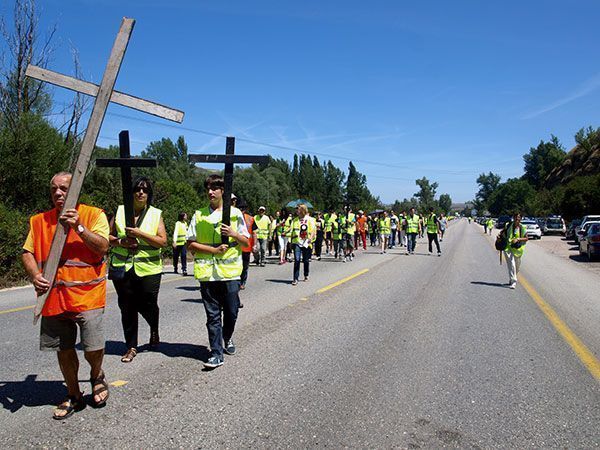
left=470, top=281, right=507, bottom=288
left=177, top=286, right=199, bottom=291
left=104, top=340, right=209, bottom=361
left=265, top=279, right=292, bottom=285
left=180, top=297, right=202, bottom=303
left=0, top=374, right=66, bottom=412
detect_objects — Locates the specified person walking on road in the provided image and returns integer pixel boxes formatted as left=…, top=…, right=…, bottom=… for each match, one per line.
left=343, top=206, right=356, bottom=262
left=22, top=172, right=110, bottom=419
left=290, top=204, right=316, bottom=285
left=486, top=217, right=494, bottom=235
left=355, top=210, right=368, bottom=250
left=405, top=207, right=421, bottom=255
left=438, top=213, right=447, bottom=242
left=503, top=212, right=528, bottom=289
left=314, top=211, right=325, bottom=260
left=426, top=207, right=441, bottom=256
left=109, top=177, right=167, bottom=363
left=238, top=200, right=254, bottom=293
left=378, top=211, right=391, bottom=253
left=389, top=211, right=398, bottom=249
left=252, top=206, right=270, bottom=266
left=187, top=174, right=250, bottom=368
left=277, top=209, right=291, bottom=265
left=172, top=212, right=188, bottom=276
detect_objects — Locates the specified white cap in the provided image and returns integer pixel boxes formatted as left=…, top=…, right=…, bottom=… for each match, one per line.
left=231, top=193, right=237, bottom=199
left=258, top=206, right=266, bottom=211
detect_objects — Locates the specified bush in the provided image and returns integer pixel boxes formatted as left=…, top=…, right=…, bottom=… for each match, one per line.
left=0, top=203, right=30, bottom=287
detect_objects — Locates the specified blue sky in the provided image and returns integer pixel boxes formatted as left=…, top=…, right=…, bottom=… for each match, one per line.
left=2, top=0, right=599, bottom=203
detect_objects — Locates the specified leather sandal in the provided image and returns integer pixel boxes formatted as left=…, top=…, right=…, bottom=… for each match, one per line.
left=90, top=370, right=109, bottom=408
left=121, top=347, right=137, bottom=363
left=53, top=394, right=85, bottom=420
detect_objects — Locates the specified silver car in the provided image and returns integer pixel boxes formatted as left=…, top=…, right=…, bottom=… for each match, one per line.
left=521, top=219, right=542, bottom=239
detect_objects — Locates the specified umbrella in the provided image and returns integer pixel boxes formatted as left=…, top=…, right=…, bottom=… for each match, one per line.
left=286, top=199, right=314, bottom=209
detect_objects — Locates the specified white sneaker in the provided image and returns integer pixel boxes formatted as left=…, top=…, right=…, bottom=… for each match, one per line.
left=509, top=284, right=516, bottom=289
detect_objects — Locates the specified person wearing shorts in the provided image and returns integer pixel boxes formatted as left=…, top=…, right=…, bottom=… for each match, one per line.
left=21, top=172, right=110, bottom=420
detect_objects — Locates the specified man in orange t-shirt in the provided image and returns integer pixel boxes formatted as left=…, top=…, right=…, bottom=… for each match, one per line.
left=355, top=211, right=368, bottom=250
left=21, top=172, right=110, bottom=420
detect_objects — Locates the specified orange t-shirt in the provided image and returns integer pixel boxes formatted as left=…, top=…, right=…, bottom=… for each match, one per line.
left=356, top=216, right=368, bottom=232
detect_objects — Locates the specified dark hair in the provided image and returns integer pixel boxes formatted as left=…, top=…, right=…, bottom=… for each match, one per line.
left=204, top=174, right=224, bottom=191
left=178, top=212, right=187, bottom=221
left=133, top=176, right=154, bottom=205
left=236, top=198, right=248, bottom=211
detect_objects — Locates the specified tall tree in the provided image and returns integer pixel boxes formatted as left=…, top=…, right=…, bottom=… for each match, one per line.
left=438, top=194, right=452, bottom=213
left=475, top=172, right=501, bottom=211
left=323, top=160, right=345, bottom=211
left=523, top=136, right=567, bottom=188
left=414, top=177, right=438, bottom=210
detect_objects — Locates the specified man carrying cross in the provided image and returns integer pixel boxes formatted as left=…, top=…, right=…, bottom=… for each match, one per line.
left=21, top=172, right=110, bottom=419
left=186, top=174, right=250, bottom=368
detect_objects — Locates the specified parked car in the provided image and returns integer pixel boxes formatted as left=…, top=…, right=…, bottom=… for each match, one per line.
left=544, top=216, right=566, bottom=235
left=575, top=215, right=600, bottom=242
left=521, top=218, right=542, bottom=239
left=496, top=215, right=511, bottom=229
left=566, top=219, right=582, bottom=240
left=576, top=221, right=600, bottom=245
left=579, top=223, right=600, bottom=260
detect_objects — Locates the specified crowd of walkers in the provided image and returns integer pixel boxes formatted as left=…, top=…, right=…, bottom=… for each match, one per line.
left=21, top=170, right=449, bottom=420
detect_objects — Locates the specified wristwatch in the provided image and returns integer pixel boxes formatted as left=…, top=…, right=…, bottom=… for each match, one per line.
left=76, top=224, right=86, bottom=235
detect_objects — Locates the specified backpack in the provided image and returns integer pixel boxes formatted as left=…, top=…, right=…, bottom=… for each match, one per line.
left=495, top=227, right=508, bottom=251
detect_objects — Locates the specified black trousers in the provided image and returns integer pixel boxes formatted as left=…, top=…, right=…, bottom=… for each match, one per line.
left=113, top=269, right=162, bottom=349
left=315, top=231, right=324, bottom=257
left=427, top=232, right=441, bottom=253
left=240, top=252, right=250, bottom=286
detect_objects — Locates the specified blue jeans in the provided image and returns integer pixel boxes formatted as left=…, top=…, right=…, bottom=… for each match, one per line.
left=200, top=280, right=240, bottom=357
left=407, top=233, right=417, bottom=253
left=390, top=229, right=397, bottom=247
left=293, top=244, right=311, bottom=281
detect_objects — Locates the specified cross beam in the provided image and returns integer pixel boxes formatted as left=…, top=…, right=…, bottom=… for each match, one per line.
left=96, top=130, right=157, bottom=228
left=189, top=137, right=269, bottom=244
left=27, top=18, right=184, bottom=323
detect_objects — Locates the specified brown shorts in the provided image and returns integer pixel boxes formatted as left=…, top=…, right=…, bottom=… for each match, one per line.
left=40, top=308, right=105, bottom=352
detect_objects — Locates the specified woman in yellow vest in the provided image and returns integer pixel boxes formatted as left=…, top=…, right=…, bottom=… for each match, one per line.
left=290, top=204, right=316, bottom=285
left=108, top=177, right=167, bottom=363
left=172, top=212, right=188, bottom=275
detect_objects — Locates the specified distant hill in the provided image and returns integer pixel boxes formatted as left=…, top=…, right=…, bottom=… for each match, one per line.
left=545, top=142, right=600, bottom=189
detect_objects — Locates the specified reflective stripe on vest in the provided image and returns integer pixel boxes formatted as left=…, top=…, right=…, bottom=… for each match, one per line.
left=111, top=205, right=163, bottom=276
left=379, top=218, right=391, bottom=234
left=193, top=207, right=243, bottom=282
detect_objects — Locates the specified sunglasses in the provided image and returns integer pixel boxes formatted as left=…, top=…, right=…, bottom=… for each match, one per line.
left=134, top=186, right=149, bottom=193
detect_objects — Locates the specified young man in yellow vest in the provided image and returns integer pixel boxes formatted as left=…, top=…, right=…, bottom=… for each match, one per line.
left=186, top=175, right=250, bottom=368
left=252, top=206, right=270, bottom=267
left=172, top=212, right=188, bottom=276
left=405, top=207, right=421, bottom=255
left=426, top=207, right=441, bottom=256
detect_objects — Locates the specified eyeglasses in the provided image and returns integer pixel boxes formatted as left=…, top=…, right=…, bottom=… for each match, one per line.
left=134, top=186, right=149, bottom=194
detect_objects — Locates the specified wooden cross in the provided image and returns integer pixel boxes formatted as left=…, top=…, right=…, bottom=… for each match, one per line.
left=26, top=18, right=184, bottom=322
left=189, top=137, right=269, bottom=244
left=95, top=130, right=157, bottom=227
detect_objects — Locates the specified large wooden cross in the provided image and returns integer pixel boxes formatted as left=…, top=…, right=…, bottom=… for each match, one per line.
left=189, top=137, right=269, bottom=244
left=26, top=18, right=184, bottom=322
left=96, top=130, right=157, bottom=228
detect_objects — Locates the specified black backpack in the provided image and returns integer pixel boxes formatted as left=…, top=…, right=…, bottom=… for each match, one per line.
left=495, top=225, right=508, bottom=251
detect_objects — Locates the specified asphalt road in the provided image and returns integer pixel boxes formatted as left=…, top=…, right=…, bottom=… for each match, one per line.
left=0, top=219, right=599, bottom=448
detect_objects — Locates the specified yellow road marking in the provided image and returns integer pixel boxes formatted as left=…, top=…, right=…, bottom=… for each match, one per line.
left=110, top=380, right=129, bottom=387
left=316, top=269, right=369, bottom=294
left=520, top=277, right=600, bottom=381
left=0, top=305, right=35, bottom=315
left=0, top=273, right=194, bottom=316
left=300, top=297, right=309, bottom=301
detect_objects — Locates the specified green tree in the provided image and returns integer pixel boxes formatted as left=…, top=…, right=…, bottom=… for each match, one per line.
left=414, top=177, right=438, bottom=211
left=488, top=178, right=536, bottom=216
left=323, top=161, right=345, bottom=211
left=438, top=194, right=452, bottom=213
left=523, top=136, right=566, bottom=188
left=475, top=172, right=501, bottom=211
